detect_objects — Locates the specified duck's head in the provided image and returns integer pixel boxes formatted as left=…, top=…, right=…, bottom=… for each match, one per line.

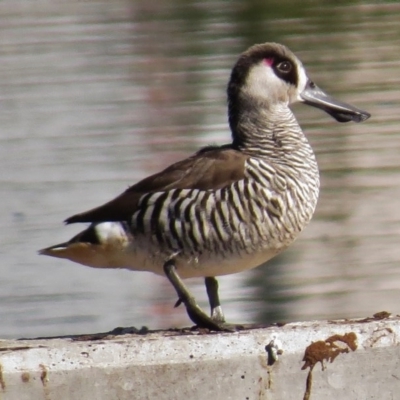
left=228, top=42, right=370, bottom=125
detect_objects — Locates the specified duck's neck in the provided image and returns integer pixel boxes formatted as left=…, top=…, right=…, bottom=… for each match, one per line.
left=229, top=100, right=316, bottom=169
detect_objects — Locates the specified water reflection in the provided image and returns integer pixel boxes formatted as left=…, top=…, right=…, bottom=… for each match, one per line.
left=1, top=0, right=399, bottom=338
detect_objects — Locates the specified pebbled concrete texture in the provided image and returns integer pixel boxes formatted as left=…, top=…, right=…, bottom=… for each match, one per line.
left=0, top=314, right=399, bottom=400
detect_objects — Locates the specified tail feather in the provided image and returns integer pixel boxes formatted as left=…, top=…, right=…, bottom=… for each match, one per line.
left=38, top=223, right=101, bottom=257
left=38, top=242, right=70, bottom=256
left=39, top=222, right=132, bottom=269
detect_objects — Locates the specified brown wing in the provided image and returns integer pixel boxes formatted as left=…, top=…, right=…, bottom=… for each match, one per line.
left=65, top=145, right=248, bottom=224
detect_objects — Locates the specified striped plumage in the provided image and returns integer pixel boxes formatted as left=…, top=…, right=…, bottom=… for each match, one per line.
left=40, top=43, right=370, bottom=330
left=130, top=123, right=319, bottom=276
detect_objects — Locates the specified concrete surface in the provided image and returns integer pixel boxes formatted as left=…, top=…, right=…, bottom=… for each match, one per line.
left=0, top=314, right=399, bottom=400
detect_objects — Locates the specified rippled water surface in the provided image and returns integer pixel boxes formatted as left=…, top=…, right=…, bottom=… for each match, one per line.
left=1, top=1, right=400, bottom=338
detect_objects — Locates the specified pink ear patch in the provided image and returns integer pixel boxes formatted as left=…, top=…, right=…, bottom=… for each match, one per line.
left=264, top=58, right=274, bottom=67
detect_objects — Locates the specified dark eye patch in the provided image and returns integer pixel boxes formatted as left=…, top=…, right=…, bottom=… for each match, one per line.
left=272, top=59, right=297, bottom=85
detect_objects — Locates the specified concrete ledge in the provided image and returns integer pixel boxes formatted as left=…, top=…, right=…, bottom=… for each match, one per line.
left=0, top=314, right=399, bottom=399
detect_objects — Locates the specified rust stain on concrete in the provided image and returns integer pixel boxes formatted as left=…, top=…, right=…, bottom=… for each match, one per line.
left=40, top=364, right=51, bottom=400
left=302, top=332, right=357, bottom=371
left=0, top=363, right=5, bottom=391
left=21, top=372, right=30, bottom=383
left=40, top=364, right=48, bottom=385
left=301, top=332, right=357, bottom=400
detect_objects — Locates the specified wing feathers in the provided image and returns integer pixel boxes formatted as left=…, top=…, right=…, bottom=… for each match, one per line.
left=65, top=146, right=248, bottom=224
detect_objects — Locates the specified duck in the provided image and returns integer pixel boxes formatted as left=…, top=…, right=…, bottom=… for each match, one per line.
left=40, top=42, right=370, bottom=331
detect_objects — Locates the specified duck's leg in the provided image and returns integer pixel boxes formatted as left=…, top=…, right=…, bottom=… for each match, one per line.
left=164, top=260, right=223, bottom=331
left=205, top=277, right=225, bottom=323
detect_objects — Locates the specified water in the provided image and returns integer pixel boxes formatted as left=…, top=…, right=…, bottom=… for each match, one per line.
left=1, top=0, right=400, bottom=338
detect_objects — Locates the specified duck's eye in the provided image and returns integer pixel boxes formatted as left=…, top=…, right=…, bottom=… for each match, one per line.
left=276, top=61, right=292, bottom=73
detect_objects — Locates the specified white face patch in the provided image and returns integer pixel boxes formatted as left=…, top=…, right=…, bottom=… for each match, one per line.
left=243, top=57, right=309, bottom=106
left=294, top=62, right=308, bottom=103
left=243, top=62, right=291, bottom=105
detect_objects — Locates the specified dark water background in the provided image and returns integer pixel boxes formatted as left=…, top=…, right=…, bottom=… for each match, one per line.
left=1, top=0, right=400, bottom=338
